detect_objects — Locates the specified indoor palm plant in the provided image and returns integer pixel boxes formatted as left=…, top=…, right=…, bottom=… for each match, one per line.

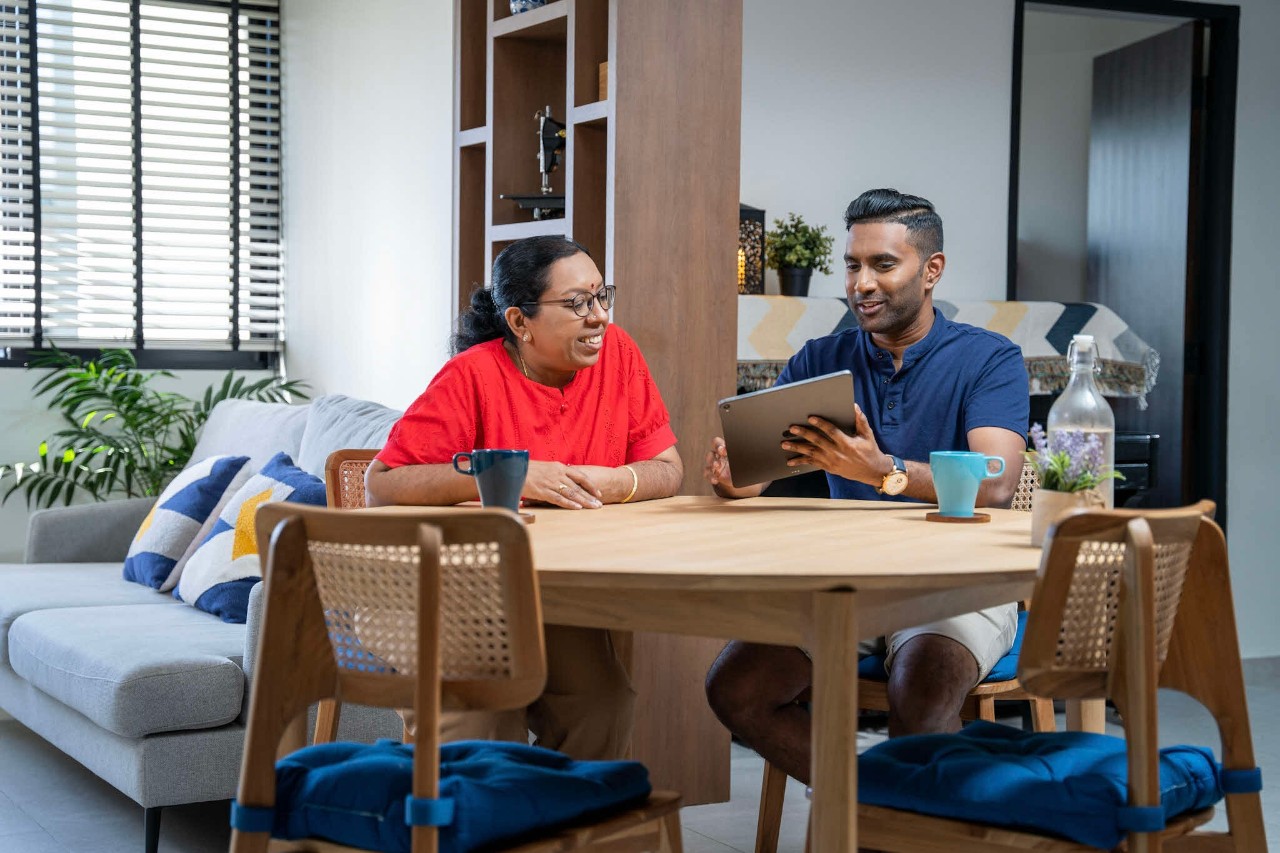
left=0, top=347, right=307, bottom=509
left=765, top=212, right=835, bottom=297
left=1026, top=423, right=1124, bottom=546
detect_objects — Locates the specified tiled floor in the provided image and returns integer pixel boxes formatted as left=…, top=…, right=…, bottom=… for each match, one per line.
left=2, top=657, right=1278, bottom=852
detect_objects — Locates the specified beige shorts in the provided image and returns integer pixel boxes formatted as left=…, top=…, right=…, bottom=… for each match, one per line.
left=802, top=602, right=1018, bottom=684
left=860, top=602, right=1019, bottom=683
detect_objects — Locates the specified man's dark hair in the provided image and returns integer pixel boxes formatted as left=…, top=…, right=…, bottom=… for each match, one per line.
left=452, top=236, right=590, bottom=354
left=843, top=188, right=943, bottom=259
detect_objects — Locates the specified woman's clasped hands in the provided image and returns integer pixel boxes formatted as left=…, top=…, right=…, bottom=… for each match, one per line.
left=524, top=460, right=604, bottom=509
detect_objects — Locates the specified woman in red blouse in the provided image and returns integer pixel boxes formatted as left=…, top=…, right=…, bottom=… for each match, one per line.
left=367, top=235, right=682, bottom=509
left=366, top=236, right=682, bottom=760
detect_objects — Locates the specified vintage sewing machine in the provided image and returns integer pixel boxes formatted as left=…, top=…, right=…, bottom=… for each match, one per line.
left=499, top=105, right=566, bottom=221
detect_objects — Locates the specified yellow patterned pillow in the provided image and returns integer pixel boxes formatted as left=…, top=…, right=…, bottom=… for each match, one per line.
left=176, top=452, right=325, bottom=623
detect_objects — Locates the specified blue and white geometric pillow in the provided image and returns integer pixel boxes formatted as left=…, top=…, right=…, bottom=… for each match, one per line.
left=176, top=452, right=327, bottom=624
left=122, top=455, right=252, bottom=591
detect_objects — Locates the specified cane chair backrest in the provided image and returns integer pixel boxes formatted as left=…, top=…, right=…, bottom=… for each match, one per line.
left=1017, top=500, right=1214, bottom=704
left=252, top=503, right=547, bottom=720
left=1010, top=460, right=1039, bottom=512
left=325, top=448, right=379, bottom=510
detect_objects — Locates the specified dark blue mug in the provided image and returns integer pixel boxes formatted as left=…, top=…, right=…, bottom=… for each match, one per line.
left=930, top=451, right=1005, bottom=518
left=452, top=449, right=529, bottom=514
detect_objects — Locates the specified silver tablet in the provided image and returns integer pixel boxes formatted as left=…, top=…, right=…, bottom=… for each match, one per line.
left=717, top=370, right=856, bottom=488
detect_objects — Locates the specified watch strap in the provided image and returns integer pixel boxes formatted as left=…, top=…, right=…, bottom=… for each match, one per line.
left=878, top=455, right=907, bottom=494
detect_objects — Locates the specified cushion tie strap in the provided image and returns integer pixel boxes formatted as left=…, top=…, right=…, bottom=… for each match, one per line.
left=230, top=802, right=275, bottom=833
left=1221, top=767, right=1263, bottom=794
left=405, top=795, right=455, bottom=827
left=1116, top=805, right=1166, bottom=833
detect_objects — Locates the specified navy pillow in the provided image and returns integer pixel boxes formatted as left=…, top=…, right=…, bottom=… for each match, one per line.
left=271, top=739, right=651, bottom=853
left=859, top=720, right=1224, bottom=848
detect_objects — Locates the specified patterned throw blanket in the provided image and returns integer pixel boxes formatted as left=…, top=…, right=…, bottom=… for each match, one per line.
left=737, top=296, right=1159, bottom=405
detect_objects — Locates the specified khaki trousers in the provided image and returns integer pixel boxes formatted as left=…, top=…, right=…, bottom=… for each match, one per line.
left=415, top=624, right=636, bottom=762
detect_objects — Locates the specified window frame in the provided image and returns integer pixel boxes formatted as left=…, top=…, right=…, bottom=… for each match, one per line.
left=1, top=0, right=283, bottom=370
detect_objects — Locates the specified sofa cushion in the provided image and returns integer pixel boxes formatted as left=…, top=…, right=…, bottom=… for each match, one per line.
left=177, top=453, right=327, bottom=623
left=7, top=604, right=247, bottom=738
left=0, top=562, right=176, bottom=661
left=122, top=454, right=252, bottom=591
left=296, top=394, right=403, bottom=479
left=189, top=399, right=311, bottom=472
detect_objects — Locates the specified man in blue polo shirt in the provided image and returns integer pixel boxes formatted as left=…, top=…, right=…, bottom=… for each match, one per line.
left=703, top=188, right=1029, bottom=786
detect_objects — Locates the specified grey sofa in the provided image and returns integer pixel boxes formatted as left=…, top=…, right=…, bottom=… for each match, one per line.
left=0, top=394, right=404, bottom=853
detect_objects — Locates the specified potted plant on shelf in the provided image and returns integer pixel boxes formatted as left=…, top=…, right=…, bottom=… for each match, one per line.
left=1026, top=423, right=1124, bottom=546
left=765, top=212, right=835, bottom=297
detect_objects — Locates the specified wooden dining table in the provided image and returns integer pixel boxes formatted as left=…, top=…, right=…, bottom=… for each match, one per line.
left=522, top=495, right=1043, bottom=853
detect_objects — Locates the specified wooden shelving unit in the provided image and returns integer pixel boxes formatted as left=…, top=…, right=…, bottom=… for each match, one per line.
left=453, top=0, right=742, bottom=806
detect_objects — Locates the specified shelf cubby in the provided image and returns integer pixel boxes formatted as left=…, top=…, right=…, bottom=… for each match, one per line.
left=492, top=1, right=567, bottom=39
left=572, top=0, right=609, bottom=106
left=490, top=33, right=566, bottom=226
left=456, top=0, right=487, bottom=131
left=570, top=121, right=606, bottom=264
left=456, top=143, right=487, bottom=301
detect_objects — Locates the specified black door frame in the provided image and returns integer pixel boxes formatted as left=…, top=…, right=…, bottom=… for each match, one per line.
left=1006, top=0, right=1240, bottom=525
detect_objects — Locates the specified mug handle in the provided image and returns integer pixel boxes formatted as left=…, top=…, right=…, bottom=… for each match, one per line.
left=984, top=456, right=1006, bottom=478
left=452, top=452, right=475, bottom=476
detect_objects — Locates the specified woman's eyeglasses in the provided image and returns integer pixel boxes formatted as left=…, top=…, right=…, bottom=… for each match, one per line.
left=522, top=284, right=615, bottom=318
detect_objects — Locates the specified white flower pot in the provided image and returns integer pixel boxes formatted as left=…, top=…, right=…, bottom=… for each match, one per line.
left=1030, top=488, right=1105, bottom=547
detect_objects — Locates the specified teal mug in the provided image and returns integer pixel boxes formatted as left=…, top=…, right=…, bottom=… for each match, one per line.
left=452, top=449, right=529, bottom=514
left=930, top=451, right=1006, bottom=518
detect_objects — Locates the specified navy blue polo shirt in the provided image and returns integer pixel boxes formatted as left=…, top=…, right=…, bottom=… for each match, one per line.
left=776, top=307, right=1029, bottom=502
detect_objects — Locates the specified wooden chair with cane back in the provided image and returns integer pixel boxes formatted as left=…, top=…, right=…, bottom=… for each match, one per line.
left=312, top=448, right=382, bottom=743
left=309, top=450, right=420, bottom=759
left=754, top=460, right=1057, bottom=853
left=231, top=503, right=684, bottom=853
left=848, top=500, right=1266, bottom=852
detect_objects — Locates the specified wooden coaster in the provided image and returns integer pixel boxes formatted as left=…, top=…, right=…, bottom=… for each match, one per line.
left=925, top=511, right=991, bottom=524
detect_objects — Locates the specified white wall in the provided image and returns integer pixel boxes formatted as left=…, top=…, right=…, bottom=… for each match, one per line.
left=1218, top=0, right=1280, bottom=661
left=740, top=0, right=1014, bottom=301
left=279, top=0, right=455, bottom=410
left=1016, top=11, right=1181, bottom=302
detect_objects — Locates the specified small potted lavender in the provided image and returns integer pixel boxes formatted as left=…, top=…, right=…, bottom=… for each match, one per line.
left=1026, top=423, right=1124, bottom=546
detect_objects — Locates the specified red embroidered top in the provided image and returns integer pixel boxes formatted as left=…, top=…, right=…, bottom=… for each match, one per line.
left=377, top=325, right=677, bottom=468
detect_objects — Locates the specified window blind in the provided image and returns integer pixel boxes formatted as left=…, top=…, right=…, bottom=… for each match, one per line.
left=0, top=0, right=281, bottom=355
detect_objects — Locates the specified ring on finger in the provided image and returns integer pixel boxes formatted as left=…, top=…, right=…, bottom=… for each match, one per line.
left=557, top=483, right=568, bottom=492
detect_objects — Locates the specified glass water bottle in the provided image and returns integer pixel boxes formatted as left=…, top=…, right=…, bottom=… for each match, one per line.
left=1047, top=334, right=1116, bottom=508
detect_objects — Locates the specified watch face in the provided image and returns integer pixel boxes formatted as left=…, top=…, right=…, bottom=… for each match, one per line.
left=882, top=471, right=909, bottom=495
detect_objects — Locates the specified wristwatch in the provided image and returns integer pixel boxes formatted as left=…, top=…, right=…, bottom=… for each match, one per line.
left=878, top=455, right=908, bottom=496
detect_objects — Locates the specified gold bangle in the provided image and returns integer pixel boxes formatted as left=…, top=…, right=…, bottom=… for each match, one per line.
left=620, top=464, right=639, bottom=503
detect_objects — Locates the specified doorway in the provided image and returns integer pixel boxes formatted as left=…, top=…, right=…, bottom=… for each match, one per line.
left=1007, top=0, right=1239, bottom=523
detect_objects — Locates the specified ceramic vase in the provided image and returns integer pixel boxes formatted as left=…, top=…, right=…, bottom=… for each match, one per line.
left=1030, top=488, right=1104, bottom=547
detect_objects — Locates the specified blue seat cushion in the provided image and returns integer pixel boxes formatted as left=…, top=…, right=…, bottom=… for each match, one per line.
left=859, top=720, right=1224, bottom=848
left=858, top=611, right=1026, bottom=683
left=270, top=739, right=652, bottom=853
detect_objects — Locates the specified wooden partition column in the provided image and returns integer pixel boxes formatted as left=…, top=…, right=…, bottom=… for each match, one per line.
left=453, top=0, right=742, bottom=805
